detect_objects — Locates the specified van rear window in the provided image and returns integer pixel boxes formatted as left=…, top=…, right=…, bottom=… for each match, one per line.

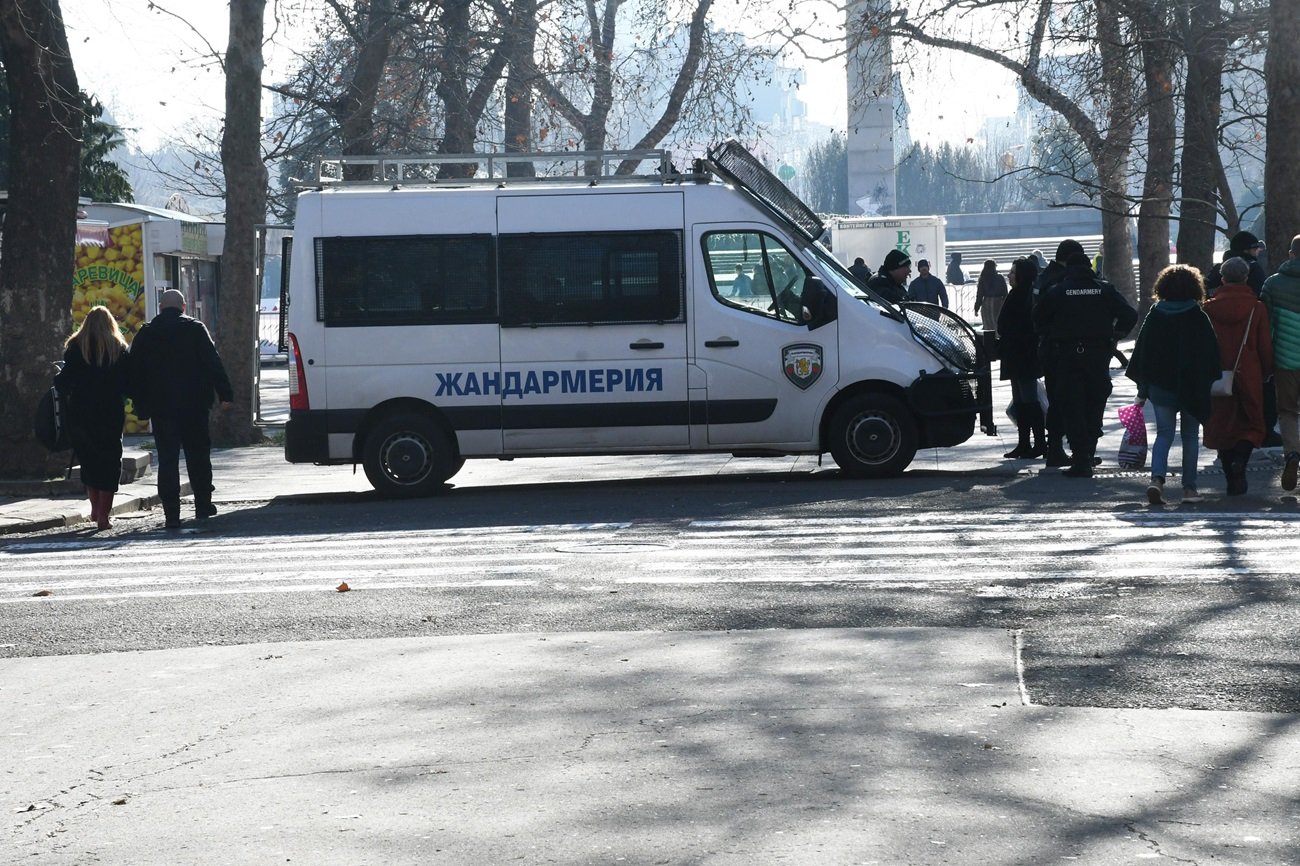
left=316, top=234, right=496, bottom=326
left=499, top=231, right=683, bottom=326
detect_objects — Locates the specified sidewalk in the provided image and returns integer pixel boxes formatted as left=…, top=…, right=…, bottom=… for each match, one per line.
left=3, top=627, right=1295, bottom=864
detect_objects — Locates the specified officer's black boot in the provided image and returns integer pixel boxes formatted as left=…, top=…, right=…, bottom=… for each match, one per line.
left=1044, top=432, right=1070, bottom=467
left=1062, top=444, right=1096, bottom=478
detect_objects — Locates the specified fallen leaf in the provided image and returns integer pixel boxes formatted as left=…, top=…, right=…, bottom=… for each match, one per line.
left=336, top=582, right=350, bottom=593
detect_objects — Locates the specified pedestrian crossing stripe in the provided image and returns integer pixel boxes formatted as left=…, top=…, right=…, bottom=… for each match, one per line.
left=3, top=512, right=1298, bottom=602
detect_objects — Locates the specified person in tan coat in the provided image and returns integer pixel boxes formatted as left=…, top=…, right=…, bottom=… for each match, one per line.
left=1203, top=257, right=1275, bottom=495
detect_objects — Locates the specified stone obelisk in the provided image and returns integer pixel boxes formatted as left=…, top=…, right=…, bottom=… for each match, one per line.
left=845, top=0, right=897, bottom=215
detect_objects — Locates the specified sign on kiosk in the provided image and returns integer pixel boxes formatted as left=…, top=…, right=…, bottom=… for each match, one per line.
left=72, top=220, right=149, bottom=433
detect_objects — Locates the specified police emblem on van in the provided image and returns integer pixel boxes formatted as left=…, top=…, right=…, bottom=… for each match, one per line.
left=782, top=343, right=823, bottom=390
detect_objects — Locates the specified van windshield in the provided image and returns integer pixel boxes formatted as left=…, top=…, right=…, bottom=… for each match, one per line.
left=804, top=240, right=901, bottom=318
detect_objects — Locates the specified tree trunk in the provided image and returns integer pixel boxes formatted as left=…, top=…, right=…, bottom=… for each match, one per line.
left=1264, top=0, right=1300, bottom=273
left=503, top=0, right=537, bottom=178
left=1137, top=14, right=1177, bottom=313
left=0, top=0, right=82, bottom=479
left=581, top=0, right=620, bottom=175
left=336, top=0, right=398, bottom=157
left=1175, top=0, right=1225, bottom=274
left=213, top=0, right=268, bottom=447
left=1093, top=2, right=1136, bottom=305
left=436, top=0, right=477, bottom=176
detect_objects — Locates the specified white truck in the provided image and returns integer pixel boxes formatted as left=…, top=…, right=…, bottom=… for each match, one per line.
left=280, top=141, right=993, bottom=496
left=827, top=215, right=946, bottom=276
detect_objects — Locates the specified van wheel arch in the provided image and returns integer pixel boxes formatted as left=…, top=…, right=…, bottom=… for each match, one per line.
left=823, top=386, right=919, bottom=478
left=357, top=401, right=462, bottom=498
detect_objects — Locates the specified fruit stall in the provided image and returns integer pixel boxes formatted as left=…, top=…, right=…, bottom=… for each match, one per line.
left=76, top=203, right=226, bottom=433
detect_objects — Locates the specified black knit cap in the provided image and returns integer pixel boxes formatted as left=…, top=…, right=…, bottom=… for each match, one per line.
left=881, top=249, right=911, bottom=272
left=1231, top=230, right=1261, bottom=251
left=1065, top=251, right=1093, bottom=273
left=1054, top=239, right=1085, bottom=262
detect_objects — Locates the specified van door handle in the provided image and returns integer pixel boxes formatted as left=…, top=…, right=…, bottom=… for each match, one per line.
left=705, top=338, right=740, bottom=348
left=629, top=341, right=665, bottom=350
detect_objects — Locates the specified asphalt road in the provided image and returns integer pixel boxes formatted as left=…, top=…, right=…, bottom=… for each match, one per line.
left=3, top=470, right=1297, bottom=715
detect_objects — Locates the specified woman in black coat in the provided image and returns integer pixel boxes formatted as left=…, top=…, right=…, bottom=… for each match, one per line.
left=996, top=257, right=1044, bottom=458
left=55, top=305, right=130, bottom=529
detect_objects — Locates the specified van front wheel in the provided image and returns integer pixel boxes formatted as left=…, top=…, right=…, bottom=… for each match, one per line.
left=362, top=413, right=459, bottom=497
left=828, top=394, right=918, bottom=478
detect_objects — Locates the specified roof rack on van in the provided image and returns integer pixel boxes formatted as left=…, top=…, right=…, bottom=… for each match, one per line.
left=307, top=149, right=710, bottom=187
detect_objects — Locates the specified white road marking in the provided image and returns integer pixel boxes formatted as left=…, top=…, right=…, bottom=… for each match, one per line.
left=2, top=512, right=1298, bottom=602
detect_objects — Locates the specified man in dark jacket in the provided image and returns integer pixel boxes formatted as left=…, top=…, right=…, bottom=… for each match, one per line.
left=867, top=249, right=911, bottom=305
left=129, top=289, right=234, bottom=528
left=1034, top=252, right=1139, bottom=477
left=848, top=257, right=873, bottom=284
left=907, top=259, right=949, bottom=307
left=1206, top=230, right=1268, bottom=296
left=1033, top=239, right=1084, bottom=465
left=946, top=252, right=967, bottom=285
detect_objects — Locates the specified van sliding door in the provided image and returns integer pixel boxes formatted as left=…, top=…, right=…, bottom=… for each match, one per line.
left=497, top=192, right=689, bottom=452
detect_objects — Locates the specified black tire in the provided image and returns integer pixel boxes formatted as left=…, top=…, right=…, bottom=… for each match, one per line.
left=827, top=393, right=919, bottom=478
left=362, top=412, right=459, bottom=498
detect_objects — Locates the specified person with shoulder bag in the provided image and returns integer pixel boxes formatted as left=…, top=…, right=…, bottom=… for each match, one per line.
left=1204, top=257, right=1274, bottom=495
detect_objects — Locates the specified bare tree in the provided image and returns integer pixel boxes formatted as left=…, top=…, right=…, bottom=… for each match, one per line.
left=865, top=0, right=1141, bottom=302
left=213, top=0, right=268, bottom=447
left=0, top=0, right=82, bottom=479
left=527, top=0, right=775, bottom=175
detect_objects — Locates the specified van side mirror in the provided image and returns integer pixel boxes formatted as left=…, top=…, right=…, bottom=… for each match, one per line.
left=801, top=277, right=836, bottom=330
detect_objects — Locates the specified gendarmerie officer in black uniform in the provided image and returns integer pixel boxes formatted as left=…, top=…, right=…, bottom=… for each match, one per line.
left=1033, top=252, right=1139, bottom=477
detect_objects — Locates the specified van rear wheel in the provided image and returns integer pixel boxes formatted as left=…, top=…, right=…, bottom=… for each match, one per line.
left=828, top=393, right=918, bottom=478
left=362, top=412, right=459, bottom=498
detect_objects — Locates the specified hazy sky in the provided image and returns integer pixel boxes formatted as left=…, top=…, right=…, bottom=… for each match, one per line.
left=60, top=0, right=1016, bottom=154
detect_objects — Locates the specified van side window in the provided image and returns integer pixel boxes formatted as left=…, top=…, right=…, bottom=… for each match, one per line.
left=316, top=235, right=496, bottom=326
left=703, top=231, right=807, bottom=323
left=499, top=231, right=683, bottom=326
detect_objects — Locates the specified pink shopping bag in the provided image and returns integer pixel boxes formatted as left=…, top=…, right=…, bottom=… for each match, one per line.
left=1116, top=403, right=1148, bottom=469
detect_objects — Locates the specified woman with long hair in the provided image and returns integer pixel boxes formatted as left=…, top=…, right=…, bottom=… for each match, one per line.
left=1126, top=265, right=1222, bottom=503
left=973, top=259, right=1008, bottom=332
left=997, top=257, right=1044, bottom=458
left=55, top=305, right=130, bottom=529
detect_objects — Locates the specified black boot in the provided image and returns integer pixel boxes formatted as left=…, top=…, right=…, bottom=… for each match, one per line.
left=1044, top=436, right=1071, bottom=467
left=1225, top=443, right=1253, bottom=495
left=1025, top=402, right=1047, bottom=458
left=1004, top=406, right=1035, bottom=458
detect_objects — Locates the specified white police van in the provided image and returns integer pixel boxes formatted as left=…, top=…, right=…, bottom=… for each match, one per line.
left=282, top=140, right=993, bottom=496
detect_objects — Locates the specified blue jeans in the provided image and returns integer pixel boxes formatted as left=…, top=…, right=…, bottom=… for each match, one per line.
left=1149, top=400, right=1200, bottom=488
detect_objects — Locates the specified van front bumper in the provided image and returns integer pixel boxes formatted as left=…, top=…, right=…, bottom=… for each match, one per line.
left=907, top=367, right=994, bottom=448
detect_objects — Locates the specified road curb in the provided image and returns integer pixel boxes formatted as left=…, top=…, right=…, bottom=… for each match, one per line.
left=0, top=482, right=192, bottom=536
